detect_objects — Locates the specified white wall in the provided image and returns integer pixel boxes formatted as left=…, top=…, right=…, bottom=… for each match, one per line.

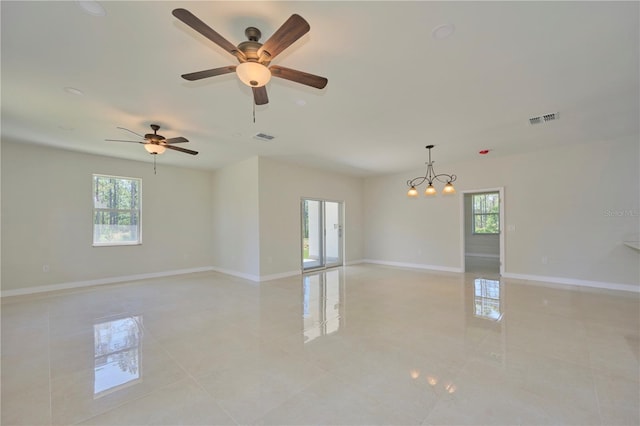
left=364, top=137, right=640, bottom=289
left=1, top=141, right=213, bottom=294
left=210, top=156, right=260, bottom=279
left=258, top=157, right=365, bottom=278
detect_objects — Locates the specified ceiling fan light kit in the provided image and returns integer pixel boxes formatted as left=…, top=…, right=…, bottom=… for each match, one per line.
left=406, top=145, right=457, bottom=197
left=236, top=62, right=271, bottom=87
left=144, top=144, right=166, bottom=154
left=172, top=8, right=328, bottom=106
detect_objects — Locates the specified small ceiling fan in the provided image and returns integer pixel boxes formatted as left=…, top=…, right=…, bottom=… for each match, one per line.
left=105, top=124, right=198, bottom=156
left=172, top=8, right=328, bottom=105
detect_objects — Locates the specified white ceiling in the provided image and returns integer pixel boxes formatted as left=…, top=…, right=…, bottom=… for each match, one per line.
left=2, top=1, right=638, bottom=176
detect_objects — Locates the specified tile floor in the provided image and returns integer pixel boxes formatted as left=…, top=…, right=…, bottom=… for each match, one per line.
left=1, top=264, right=639, bottom=425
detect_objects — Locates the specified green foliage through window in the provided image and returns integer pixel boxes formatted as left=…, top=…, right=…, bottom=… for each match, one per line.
left=93, top=175, right=141, bottom=245
left=472, top=193, right=499, bottom=234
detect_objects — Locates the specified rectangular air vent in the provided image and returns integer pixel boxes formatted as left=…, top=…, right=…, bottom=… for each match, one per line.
left=529, top=112, right=559, bottom=125
left=254, top=132, right=275, bottom=141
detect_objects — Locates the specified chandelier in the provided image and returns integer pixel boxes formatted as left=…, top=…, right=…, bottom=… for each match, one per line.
left=406, top=145, right=457, bottom=197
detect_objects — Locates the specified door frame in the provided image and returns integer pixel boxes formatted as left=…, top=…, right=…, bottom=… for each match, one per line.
left=301, top=197, right=345, bottom=272
left=459, top=187, right=505, bottom=275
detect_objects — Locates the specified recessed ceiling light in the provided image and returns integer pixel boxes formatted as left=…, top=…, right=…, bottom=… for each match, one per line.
left=479, top=149, right=490, bottom=155
left=63, top=86, right=84, bottom=96
left=76, top=0, right=106, bottom=17
left=432, top=23, right=455, bottom=40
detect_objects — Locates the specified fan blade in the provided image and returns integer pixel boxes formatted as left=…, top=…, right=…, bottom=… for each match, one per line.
left=116, top=127, right=145, bottom=138
left=165, top=145, right=199, bottom=155
left=258, top=14, right=310, bottom=61
left=105, top=139, right=144, bottom=144
left=181, top=66, right=236, bottom=81
left=269, top=65, right=328, bottom=89
left=172, top=9, right=245, bottom=61
left=252, top=86, right=269, bottom=105
left=164, top=136, right=189, bottom=144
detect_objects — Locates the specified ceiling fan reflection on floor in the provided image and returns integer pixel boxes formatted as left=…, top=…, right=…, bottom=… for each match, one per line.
left=105, top=124, right=197, bottom=173
left=172, top=8, right=328, bottom=106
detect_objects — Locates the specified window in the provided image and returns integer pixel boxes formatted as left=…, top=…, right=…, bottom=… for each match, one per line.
left=472, top=192, right=499, bottom=234
left=93, top=174, right=141, bottom=245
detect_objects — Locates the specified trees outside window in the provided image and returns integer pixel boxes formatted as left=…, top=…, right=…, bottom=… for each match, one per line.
left=93, top=174, right=141, bottom=245
left=472, top=192, right=499, bottom=234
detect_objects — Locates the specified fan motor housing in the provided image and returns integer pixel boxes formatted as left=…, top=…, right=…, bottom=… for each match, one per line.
left=238, top=41, right=262, bottom=61
left=145, top=133, right=165, bottom=142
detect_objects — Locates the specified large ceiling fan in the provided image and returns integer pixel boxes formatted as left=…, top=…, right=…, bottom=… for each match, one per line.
left=106, top=124, right=198, bottom=156
left=172, top=8, right=328, bottom=105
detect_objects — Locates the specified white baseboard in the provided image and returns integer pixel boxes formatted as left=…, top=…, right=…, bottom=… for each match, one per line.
left=5, top=264, right=635, bottom=297
left=501, top=272, right=640, bottom=293
left=361, top=259, right=638, bottom=293
left=465, top=253, right=500, bottom=259
left=210, top=267, right=261, bottom=282
left=363, top=259, right=463, bottom=273
left=259, top=270, right=301, bottom=282
left=1, top=267, right=216, bottom=298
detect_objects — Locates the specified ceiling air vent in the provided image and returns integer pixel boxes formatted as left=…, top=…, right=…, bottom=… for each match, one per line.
left=529, top=112, right=559, bottom=125
left=253, top=132, right=275, bottom=141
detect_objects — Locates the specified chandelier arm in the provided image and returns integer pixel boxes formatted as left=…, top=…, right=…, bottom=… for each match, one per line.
left=407, top=176, right=429, bottom=187
left=432, top=173, right=457, bottom=184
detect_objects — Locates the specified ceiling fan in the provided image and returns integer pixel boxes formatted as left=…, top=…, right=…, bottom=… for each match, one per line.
left=105, top=124, right=198, bottom=156
left=172, top=8, right=328, bottom=105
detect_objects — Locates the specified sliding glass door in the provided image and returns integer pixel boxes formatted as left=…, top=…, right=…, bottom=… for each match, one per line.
left=301, top=199, right=343, bottom=271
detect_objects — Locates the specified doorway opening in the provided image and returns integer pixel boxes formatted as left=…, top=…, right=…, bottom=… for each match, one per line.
left=301, top=199, right=344, bottom=271
left=461, top=188, right=505, bottom=276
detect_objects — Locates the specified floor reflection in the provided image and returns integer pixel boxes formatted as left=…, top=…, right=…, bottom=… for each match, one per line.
left=302, top=269, right=343, bottom=343
left=93, top=315, right=142, bottom=397
left=465, top=277, right=507, bottom=367
left=473, top=278, right=503, bottom=321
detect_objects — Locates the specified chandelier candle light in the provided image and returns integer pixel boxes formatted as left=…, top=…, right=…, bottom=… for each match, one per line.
left=406, top=145, right=457, bottom=197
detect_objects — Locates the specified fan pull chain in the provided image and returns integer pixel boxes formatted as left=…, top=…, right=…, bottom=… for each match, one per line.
left=253, top=101, right=256, bottom=123
left=153, top=154, right=157, bottom=175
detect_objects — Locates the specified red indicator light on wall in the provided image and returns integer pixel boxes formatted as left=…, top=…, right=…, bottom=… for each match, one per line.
left=479, top=149, right=490, bottom=155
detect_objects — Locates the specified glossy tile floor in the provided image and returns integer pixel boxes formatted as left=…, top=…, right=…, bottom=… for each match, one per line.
left=2, top=265, right=639, bottom=425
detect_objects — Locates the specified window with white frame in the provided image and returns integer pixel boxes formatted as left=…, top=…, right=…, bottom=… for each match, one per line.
left=472, top=192, right=500, bottom=234
left=93, top=174, right=141, bottom=246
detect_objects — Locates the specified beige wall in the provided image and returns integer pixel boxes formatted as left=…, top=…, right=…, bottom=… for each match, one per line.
left=1, top=141, right=214, bottom=294
left=3, top=135, right=638, bottom=294
left=258, top=157, right=365, bottom=277
left=210, top=156, right=260, bottom=279
left=364, top=137, right=640, bottom=288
